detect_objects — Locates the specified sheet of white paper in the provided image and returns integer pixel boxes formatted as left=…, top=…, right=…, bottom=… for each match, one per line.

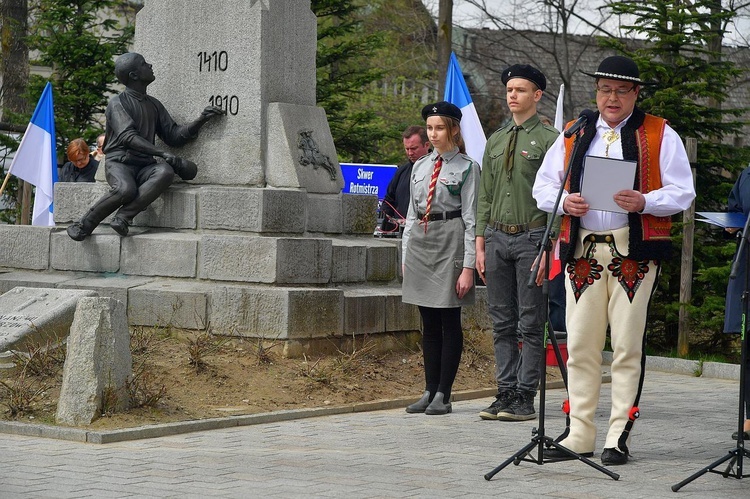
left=580, top=156, right=637, bottom=213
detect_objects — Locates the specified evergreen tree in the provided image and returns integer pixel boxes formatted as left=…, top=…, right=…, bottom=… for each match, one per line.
left=0, top=0, right=133, bottom=224
left=359, top=0, right=438, bottom=163
left=312, top=0, right=386, bottom=163
left=605, top=0, right=750, bottom=356
left=312, top=0, right=438, bottom=164
left=25, top=0, right=134, bottom=151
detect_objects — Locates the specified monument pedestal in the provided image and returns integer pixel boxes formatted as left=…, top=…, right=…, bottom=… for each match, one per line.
left=0, top=182, right=426, bottom=353
left=0, top=0, right=436, bottom=355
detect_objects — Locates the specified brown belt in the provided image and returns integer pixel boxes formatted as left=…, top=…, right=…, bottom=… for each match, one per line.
left=417, top=210, right=462, bottom=222
left=491, top=218, right=546, bottom=235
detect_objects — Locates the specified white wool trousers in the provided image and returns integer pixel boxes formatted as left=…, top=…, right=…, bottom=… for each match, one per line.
left=559, top=226, right=659, bottom=454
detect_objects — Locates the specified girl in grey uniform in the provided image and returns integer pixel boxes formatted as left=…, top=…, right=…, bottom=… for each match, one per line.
left=402, top=101, right=480, bottom=415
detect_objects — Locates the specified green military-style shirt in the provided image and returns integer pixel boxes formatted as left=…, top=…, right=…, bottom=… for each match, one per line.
left=476, top=114, right=559, bottom=235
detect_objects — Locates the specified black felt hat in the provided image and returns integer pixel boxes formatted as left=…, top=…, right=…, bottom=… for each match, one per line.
left=581, top=55, right=655, bottom=85
left=421, top=101, right=462, bottom=122
left=501, top=64, right=547, bottom=91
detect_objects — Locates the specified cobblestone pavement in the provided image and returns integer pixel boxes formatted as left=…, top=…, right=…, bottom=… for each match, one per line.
left=1, top=370, right=748, bottom=498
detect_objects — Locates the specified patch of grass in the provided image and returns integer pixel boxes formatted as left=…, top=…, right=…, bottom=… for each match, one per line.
left=0, top=367, right=50, bottom=417
left=11, top=339, right=66, bottom=378
left=645, top=346, right=734, bottom=364
left=300, top=337, right=380, bottom=385
left=126, top=360, right=166, bottom=409
left=187, top=333, right=229, bottom=373
left=131, top=325, right=172, bottom=357
left=462, top=328, right=493, bottom=369
left=253, top=338, right=282, bottom=366
left=100, top=384, right=119, bottom=417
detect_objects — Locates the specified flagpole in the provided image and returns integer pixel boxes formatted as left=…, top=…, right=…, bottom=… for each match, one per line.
left=0, top=171, right=13, bottom=199
left=0, top=118, right=35, bottom=209
left=6, top=82, right=57, bottom=226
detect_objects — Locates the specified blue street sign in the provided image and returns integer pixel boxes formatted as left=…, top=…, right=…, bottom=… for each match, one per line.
left=340, top=163, right=397, bottom=200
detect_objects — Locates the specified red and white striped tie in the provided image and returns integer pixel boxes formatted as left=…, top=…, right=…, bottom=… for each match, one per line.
left=422, top=155, right=443, bottom=232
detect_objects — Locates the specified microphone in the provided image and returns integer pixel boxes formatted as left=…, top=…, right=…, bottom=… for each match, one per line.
left=564, top=109, right=597, bottom=138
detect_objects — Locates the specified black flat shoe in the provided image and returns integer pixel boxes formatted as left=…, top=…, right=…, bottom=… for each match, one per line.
left=110, top=217, right=130, bottom=237
left=424, top=391, right=452, bottom=415
left=601, top=447, right=628, bottom=466
left=405, top=391, right=431, bottom=413
left=66, top=223, right=90, bottom=241
left=731, top=430, right=750, bottom=440
left=544, top=446, right=594, bottom=461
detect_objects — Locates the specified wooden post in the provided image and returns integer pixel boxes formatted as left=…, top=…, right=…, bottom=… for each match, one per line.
left=678, top=137, right=697, bottom=357
left=436, top=0, right=452, bottom=98
left=20, top=180, right=32, bottom=225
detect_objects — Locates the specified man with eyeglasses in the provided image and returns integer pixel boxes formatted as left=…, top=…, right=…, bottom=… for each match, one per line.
left=532, top=56, right=695, bottom=465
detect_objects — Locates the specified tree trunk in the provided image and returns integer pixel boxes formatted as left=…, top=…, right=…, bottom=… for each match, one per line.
left=1, top=0, right=30, bottom=117
left=678, top=139, right=698, bottom=357
left=437, top=0, right=452, bottom=98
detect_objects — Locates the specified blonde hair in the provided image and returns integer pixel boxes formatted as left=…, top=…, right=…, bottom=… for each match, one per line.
left=440, top=116, right=466, bottom=154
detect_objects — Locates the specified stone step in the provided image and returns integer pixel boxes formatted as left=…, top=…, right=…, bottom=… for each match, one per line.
left=0, top=270, right=422, bottom=344
left=0, top=224, right=401, bottom=285
left=53, top=183, right=378, bottom=235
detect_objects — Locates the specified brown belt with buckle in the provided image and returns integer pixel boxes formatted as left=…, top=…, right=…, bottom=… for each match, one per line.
left=586, top=233, right=613, bottom=243
left=417, top=209, right=462, bottom=222
left=491, top=217, right=546, bottom=235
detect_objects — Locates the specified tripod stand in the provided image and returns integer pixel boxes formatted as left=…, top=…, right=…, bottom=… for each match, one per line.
left=484, top=127, right=619, bottom=481
left=672, top=213, right=750, bottom=491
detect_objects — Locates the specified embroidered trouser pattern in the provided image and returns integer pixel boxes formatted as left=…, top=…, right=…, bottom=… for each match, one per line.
left=558, top=227, right=659, bottom=454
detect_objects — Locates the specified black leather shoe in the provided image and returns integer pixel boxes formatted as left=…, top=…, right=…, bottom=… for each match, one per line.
left=110, top=217, right=130, bottom=236
left=424, top=391, right=452, bottom=415
left=544, top=446, right=594, bottom=460
left=601, top=447, right=628, bottom=466
left=66, top=222, right=90, bottom=241
left=732, top=430, right=750, bottom=440
left=405, top=391, right=431, bottom=414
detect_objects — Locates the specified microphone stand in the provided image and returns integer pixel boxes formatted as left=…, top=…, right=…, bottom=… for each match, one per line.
left=672, top=213, right=750, bottom=491
left=484, top=126, right=619, bottom=481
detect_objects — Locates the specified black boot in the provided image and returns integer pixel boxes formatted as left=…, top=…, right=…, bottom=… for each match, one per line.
left=405, top=391, right=432, bottom=413
left=425, top=391, right=452, bottom=415
left=67, top=220, right=95, bottom=241
left=110, top=216, right=130, bottom=236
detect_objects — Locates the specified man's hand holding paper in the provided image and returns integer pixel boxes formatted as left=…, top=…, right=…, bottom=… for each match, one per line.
left=613, top=190, right=646, bottom=213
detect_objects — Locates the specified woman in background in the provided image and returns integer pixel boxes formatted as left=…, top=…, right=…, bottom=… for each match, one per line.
left=60, top=138, right=99, bottom=183
left=401, top=101, right=480, bottom=415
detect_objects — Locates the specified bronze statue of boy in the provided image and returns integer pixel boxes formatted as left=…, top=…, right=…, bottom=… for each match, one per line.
left=67, top=52, right=224, bottom=241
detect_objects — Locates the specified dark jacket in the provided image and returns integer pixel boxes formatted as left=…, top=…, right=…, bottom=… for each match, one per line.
left=59, top=156, right=99, bottom=183
left=380, top=160, right=414, bottom=232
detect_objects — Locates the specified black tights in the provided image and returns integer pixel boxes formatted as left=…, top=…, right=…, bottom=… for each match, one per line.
left=418, top=306, right=463, bottom=404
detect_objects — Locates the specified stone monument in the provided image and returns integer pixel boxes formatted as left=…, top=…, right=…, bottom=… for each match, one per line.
left=0, top=0, right=423, bottom=354
left=56, top=297, right=132, bottom=425
left=134, top=0, right=343, bottom=193
left=0, top=287, right=98, bottom=353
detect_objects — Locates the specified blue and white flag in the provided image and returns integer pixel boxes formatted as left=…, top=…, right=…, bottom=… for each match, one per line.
left=444, top=52, right=486, bottom=168
left=554, top=83, right=565, bottom=132
left=8, top=82, right=57, bottom=226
